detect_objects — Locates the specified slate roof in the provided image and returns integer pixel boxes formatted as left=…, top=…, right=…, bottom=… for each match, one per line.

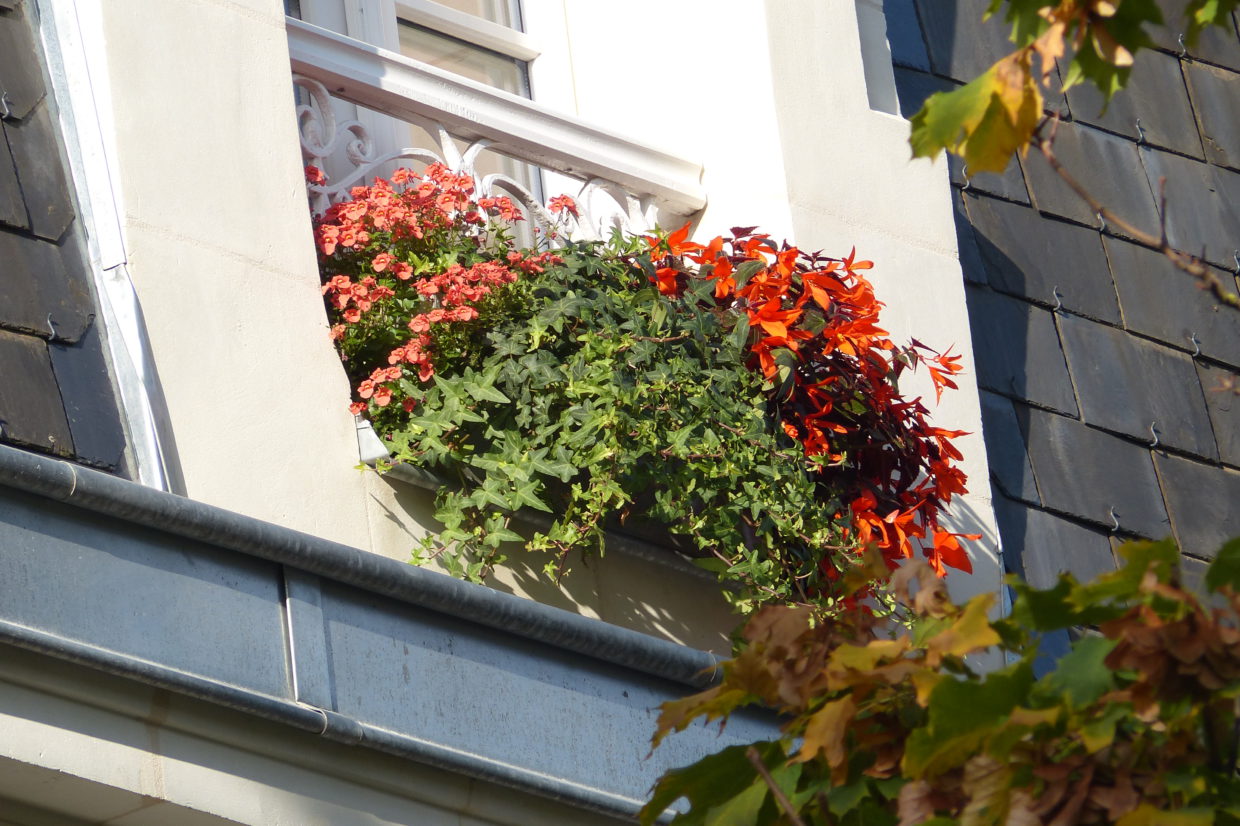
left=0, top=0, right=128, bottom=473
left=887, top=0, right=1240, bottom=584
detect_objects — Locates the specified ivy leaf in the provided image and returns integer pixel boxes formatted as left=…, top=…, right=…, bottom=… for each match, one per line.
left=910, top=52, right=1042, bottom=174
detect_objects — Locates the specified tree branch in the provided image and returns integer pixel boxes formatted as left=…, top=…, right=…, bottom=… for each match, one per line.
left=1031, top=118, right=1240, bottom=311
left=745, top=746, right=807, bottom=826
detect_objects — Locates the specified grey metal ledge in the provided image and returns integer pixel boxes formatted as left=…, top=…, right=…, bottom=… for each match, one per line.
left=0, top=443, right=719, bottom=688
left=0, top=443, right=776, bottom=820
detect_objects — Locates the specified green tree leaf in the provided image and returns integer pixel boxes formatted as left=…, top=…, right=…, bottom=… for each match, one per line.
left=1205, top=537, right=1240, bottom=592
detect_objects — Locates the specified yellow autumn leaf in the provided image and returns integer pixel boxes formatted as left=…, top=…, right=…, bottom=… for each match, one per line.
left=796, top=693, right=858, bottom=777
left=1116, top=804, right=1214, bottom=826
left=926, top=593, right=1001, bottom=665
left=909, top=49, right=1043, bottom=174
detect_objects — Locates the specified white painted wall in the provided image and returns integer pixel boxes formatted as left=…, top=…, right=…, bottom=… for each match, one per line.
left=85, top=0, right=1001, bottom=659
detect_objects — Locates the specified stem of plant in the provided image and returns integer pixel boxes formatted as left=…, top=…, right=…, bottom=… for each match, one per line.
left=745, top=746, right=807, bottom=826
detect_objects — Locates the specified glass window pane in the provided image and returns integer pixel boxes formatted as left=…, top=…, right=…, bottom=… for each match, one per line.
left=397, top=22, right=527, bottom=96
left=396, top=20, right=539, bottom=220
left=429, top=0, right=516, bottom=28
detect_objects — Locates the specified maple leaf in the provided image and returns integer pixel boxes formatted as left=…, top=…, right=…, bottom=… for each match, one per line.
left=910, top=50, right=1043, bottom=173
left=795, top=693, right=857, bottom=780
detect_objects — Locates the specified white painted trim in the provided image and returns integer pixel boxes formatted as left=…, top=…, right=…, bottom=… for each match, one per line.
left=394, top=0, right=541, bottom=61
left=287, top=18, right=706, bottom=214
left=32, top=0, right=184, bottom=494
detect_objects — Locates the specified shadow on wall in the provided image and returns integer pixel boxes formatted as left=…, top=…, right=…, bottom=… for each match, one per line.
left=374, top=476, right=737, bottom=655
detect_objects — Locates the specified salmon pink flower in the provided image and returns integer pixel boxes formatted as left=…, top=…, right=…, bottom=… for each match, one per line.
left=547, top=194, right=579, bottom=218
left=371, top=253, right=396, bottom=273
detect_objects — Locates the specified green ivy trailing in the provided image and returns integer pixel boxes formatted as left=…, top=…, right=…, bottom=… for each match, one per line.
left=313, top=165, right=972, bottom=609
left=391, top=233, right=842, bottom=600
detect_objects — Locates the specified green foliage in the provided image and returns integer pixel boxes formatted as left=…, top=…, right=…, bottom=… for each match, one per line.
left=643, top=538, right=1240, bottom=824
left=315, top=169, right=974, bottom=608
left=909, top=0, right=1239, bottom=172
left=393, top=233, right=846, bottom=604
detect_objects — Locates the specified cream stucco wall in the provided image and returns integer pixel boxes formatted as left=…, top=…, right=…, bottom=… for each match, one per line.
left=87, top=0, right=1001, bottom=659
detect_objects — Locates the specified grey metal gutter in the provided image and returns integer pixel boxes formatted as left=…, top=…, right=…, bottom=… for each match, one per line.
left=0, top=618, right=663, bottom=821
left=0, top=444, right=720, bottom=690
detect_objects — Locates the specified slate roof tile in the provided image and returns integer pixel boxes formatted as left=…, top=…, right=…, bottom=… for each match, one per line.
left=1065, top=50, right=1204, bottom=159
left=0, top=127, right=24, bottom=229
left=1140, top=147, right=1240, bottom=269
left=948, top=153, right=1031, bottom=205
left=883, top=0, right=930, bottom=71
left=0, top=327, right=72, bottom=455
left=1184, top=61, right=1240, bottom=171
left=965, top=285, right=1079, bottom=416
left=1021, top=122, right=1162, bottom=236
left=979, top=391, right=1040, bottom=504
left=1151, top=1, right=1240, bottom=71
left=993, top=494, right=1116, bottom=589
left=915, top=0, right=1013, bottom=82
left=1196, top=360, right=1240, bottom=467
left=1105, top=236, right=1240, bottom=367
left=952, top=189, right=987, bottom=285
left=892, top=66, right=955, bottom=119
left=1017, top=405, right=1171, bottom=538
left=0, top=2, right=45, bottom=121
left=1155, top=453, right=1240, bottom=556
left=0, top=227, right=95, bottom=343
left=1057, top=311, right=1218, bottom=459
left=48, top=321, right=128, bottom=471
left=966, top=193, right=1121, bottom=322
left=3, top=100, right=75, bottom=241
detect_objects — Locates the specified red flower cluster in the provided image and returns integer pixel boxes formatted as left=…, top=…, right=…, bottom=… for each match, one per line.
left=311, top=164, right=571, bottom=419
left=646, top=224, right=975, bottom=576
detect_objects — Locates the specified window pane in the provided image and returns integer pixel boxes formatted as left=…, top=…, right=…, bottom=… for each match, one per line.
left=396, top=21, right=539, bottom=218
left=397, top=22, right=527, bottom=96
left=430, top=0, right=516, bottom=28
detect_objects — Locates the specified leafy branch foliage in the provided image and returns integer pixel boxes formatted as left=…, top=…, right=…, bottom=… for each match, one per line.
left=910, top=0, right=1239, bottom=173
left=643, top=539, right=1240, bottom=825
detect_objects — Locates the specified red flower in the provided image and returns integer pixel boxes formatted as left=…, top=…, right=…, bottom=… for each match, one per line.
left=547, top=194, right=579, bottom=218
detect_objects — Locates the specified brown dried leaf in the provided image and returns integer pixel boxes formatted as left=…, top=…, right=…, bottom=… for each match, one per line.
left=961, top=754, right=1012, bottom=826
left=898, top=779, right=937, bottom=826
left=1006, top=791, right=1042, bottom=826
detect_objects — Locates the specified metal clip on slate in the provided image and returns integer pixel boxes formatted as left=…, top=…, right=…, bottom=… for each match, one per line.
left=0, top=90, right=11, bottom=121
left=1109, top=506, right=1121, bottom=533
left=1149, top=421, right=1160, bottom=448
left=1051, top=286, right=1064, bottom=312
left=1135, top=119, right=1147, bottom=145
left=1190, top=332, right=1202, bottom=358
left=960, top=163, right=972, bottom=193
left=1096, top=211, right=1107, bottom=234
left=1178, top=33, right=1188, bottom=58
left=1232, top=250, right=1239, bottom=276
